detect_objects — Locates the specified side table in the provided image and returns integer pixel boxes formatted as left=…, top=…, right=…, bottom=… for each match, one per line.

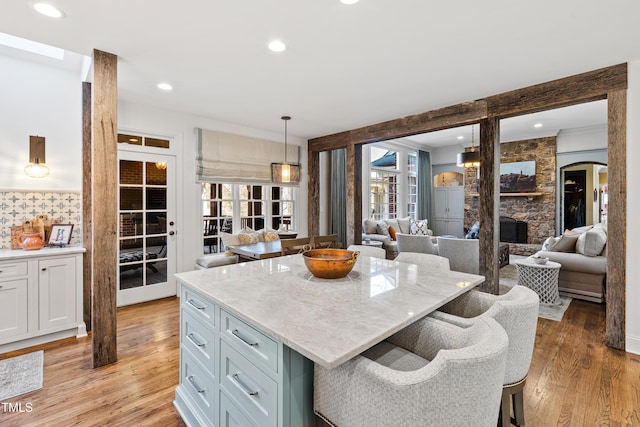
left=514, top=258, right=561, bottom=304
left=362, top=240, right=383, bottom=248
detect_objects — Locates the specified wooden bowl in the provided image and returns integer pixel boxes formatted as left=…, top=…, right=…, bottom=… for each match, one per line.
left=302, top=248, right=359, bottom=279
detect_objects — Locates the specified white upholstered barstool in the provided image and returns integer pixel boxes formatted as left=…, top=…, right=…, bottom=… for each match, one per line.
left=394, top=252, right=450, bottom=271
left=430, top=285, right=540, bottom=427
left=314, top=316, right=509, bottom=427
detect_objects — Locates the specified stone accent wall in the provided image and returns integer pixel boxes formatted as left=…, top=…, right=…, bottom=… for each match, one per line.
left=464, top=136, right=556, bottom=245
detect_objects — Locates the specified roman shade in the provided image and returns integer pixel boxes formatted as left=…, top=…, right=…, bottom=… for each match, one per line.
left=196, top=128, right=300, bottom=183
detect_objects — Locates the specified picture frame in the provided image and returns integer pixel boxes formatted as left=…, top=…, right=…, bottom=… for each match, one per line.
left=48, top=224, right=74, bottom=246
left=500, top=160, right=536, bottom=193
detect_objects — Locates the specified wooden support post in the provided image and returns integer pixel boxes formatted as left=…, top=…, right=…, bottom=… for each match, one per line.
left=90, top=49, right=118, bottom=367
left=346, top=144, right=362, bottom=247
left=308, top=149, right=320, bottom=238
left=478, top=118, right=500, bottom=294
left=82, top=81, right=92, bottom=331
left=606, top=89, right=626, bottom=350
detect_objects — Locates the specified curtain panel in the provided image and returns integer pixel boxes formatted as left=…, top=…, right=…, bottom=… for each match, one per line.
left=196, top=128, right=299, bottom=183
left=417, top=150, right=432, bottom=225
left=330, top=148, right=347, bottom=247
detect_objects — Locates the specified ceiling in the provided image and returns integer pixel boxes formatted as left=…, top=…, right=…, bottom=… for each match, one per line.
left=1, top=1, right=638, bottom=142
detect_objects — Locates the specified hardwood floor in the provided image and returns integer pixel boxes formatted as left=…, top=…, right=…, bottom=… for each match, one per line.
left=1, top=296, right=639, bottom=426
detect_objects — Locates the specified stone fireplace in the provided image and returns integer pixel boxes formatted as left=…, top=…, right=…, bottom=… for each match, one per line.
left=464, top=136, right=556, bottom=247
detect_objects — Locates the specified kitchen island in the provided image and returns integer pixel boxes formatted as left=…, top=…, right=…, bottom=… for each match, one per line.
left=174, top=254, right=484, bottom=427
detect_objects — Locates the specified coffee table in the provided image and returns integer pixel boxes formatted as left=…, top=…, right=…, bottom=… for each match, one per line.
left=514, top=257, right=561, bottom=304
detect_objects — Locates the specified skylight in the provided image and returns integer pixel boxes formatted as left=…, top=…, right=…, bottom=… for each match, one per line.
left=0, top=32, right=64, bottom=60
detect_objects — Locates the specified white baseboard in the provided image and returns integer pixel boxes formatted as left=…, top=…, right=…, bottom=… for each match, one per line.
left=626, top=335, right=640, bottom=355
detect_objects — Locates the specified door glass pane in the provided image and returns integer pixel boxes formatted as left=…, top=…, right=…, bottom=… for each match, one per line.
left=146, top=260, right=167, bottom=285
left=146, top=213, right=165, bottom=235
left=120, top=188, right=143, bottom=210
left=118, top=133, right=142, bottom=146
left=146, top=188, right=166, bottom=210
left=145, top=137, right=170, bottom=149
left=120, top=214, right=143, bottom=237
left=146, top=163, right=167, bottom=185
left=120, top=160, right=142, bottom=184
left=120, top=266, right=143, bottom=289
left=146, top=236, right=166, bottom=260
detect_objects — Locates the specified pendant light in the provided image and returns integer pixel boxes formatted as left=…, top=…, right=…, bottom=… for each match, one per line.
left=271, top=116, right=301, bottom=185
left=24, top=135, right=50, bottom=178
left=456, top=125, right=481, bottom=168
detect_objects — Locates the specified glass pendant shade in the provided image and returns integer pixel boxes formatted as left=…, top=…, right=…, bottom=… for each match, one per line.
left=24, top=158, right=50, bottom=178
left=271, top=116, right=301, bottom=185
left=25, top=136, right=50, bottom=178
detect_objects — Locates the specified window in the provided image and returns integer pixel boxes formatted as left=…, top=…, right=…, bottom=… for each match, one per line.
left=369, top=148, right=399, bottom=220
left=201, top=183, right=295, bottom=254
left=408, top=153, right=417, bottom=219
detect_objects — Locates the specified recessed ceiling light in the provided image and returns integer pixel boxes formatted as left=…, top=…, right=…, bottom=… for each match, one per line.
left=33, top=3, right=65, bottom=18
left=457, top=136, right=464, bottom=140
left=341, top=0, right=360, bottom=4
left=534, top=123, right=543, bottom=128
left=268, top=40, right=286, bottom=52
left=157, top=83, right=173, bottom=91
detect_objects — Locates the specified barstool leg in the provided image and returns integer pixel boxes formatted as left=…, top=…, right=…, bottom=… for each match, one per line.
left=512, top=388, right=525, bottom=426
left=498, top=390, right=511, bottom=427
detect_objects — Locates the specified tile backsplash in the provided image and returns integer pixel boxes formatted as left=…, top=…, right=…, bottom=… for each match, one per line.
left=0, top=190, right=82, bottom=249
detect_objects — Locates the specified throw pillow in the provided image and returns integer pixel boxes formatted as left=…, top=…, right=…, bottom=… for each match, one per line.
left=410, top=219, right=429, bottom=235
left=396, top=217, right=412, bottom=234
left=575, top=227, right=607, bottom=256
left=550, top=233, right=579, bottom=252
left=263, top=231, right=280, bottom=242
left=388, top=225, right=397, bottom=241
left=376, top=222, right=391, bottom=237
left=238, top=232, right=259, bottom=245
left=542, top=236, right=560, bottom=251
left=383, top=219, right=400, bottom=233
left=220, top=232, right=241, bottom=255
left=363, top=219, right=379, bottom=234
left=465, top=221, right=480, bottom=239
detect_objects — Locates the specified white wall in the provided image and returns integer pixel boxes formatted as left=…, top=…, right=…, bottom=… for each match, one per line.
left=626, top=60, right=640, bottom=354
left=0, top=54, right=82, bottom=190
left=556, top=124, right=607, bottom=153
left=118, top=101, right=308, bottom=275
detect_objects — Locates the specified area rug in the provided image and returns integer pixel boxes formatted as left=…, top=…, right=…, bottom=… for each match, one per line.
left=0, top=350, right=44, bottom=401
left=500, top=258, right=571, bottom=322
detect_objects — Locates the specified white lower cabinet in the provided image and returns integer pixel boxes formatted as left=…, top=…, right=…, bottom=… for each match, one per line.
left=0, top=248, right=86, bottom=352
left=175, top=284, right=314, bottom=427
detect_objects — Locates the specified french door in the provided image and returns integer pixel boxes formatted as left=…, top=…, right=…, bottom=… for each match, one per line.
left=117, top=151, right=176, bottom=306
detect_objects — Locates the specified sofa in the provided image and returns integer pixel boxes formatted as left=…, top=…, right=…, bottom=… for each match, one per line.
left=362, top=217, right=432, bottom=259
left=534, top=223, right=607, bottom=303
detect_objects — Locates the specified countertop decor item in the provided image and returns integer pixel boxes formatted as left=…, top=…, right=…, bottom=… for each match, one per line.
left=531, top=255, right=549, bottom=265
left=18, top=233, right=44, bottom=250
left=302, top=248, right=359, bottom=279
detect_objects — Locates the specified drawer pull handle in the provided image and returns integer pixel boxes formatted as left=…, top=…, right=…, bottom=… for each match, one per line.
left=187, top=299, right=206, bottom=310
left=187, top=375, right=206, bottom=394
left=232, top=329, right=258, bottom=347
left=232, top=373, right=258, bottom=396
left=187, top=333, right=206, bottom=347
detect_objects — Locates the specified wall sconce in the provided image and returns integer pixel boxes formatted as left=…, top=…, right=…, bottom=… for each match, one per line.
left=271, top=116, right=301, bottom=185
left=24, top=135, right=50, bottom=178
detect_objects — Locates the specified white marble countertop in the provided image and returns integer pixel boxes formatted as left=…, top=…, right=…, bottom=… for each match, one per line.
left=175, top=254, right=484, bottom=369
left=0, top=246, right=86, bottom=261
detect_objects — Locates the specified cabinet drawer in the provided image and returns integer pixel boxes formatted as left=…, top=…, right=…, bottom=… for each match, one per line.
left=220, top=340, right=278, bottom=427
left=220, top=391, right=257, bottom=427
left=180, top=346, right=217, bottom=426
left=0, top=261, right=28, bottom=279
left=181, top=285, right=216, bottom=326
left=181, top=309, right=217, bottom=376
left=221, top=309, right=278, bottom=374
